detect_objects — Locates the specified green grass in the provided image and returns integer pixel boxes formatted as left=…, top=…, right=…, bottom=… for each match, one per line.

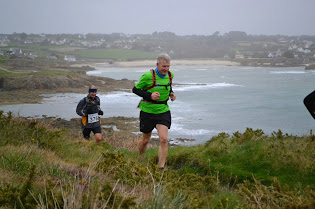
left=75, top=48, right=158, bottom=60
left=1, top=43, right=84, bottom=58
left=0, top=67, right=77, bottom=77
left=34, top=69, right=76, bottom=76
left=161, top=129, right=315, bottom=189
left=0, top=112, right=314, bottom=208
left=0, top=67, right=28, bottom=77
left=1, top=44, right=158, bottom=60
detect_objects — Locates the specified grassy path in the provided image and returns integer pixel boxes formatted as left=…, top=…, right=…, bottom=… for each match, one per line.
left=0, top=66, right=24, bottom=73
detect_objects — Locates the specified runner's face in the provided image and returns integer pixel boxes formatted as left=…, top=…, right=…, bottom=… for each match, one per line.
left=89, top=91, right=96, bottom=98
left=157, top=59, right=170, bottom=76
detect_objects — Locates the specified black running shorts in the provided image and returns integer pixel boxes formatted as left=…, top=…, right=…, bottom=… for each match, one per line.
left=82, top=126, right=102, bottom=139
left=140, top=111, right=171, bottom=133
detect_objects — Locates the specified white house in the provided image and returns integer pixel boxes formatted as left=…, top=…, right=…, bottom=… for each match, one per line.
left=235, top=50, right=244, bottom=59
left=268, top=52, right=276, bottom=58
left=24, top=40, right=33, bottom=44
left=27, top=53, right=38, bottom=59
left=64, top=55, right=76, bottom=62
left=10, top=48, right=23, bottom=56
left=297, top=48, right=311, bottom=53
left=46, top=55, right=58, bottom=60
left=0, top=41, right=8, bottom=47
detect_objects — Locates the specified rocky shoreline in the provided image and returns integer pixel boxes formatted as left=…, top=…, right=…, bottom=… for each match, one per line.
left=305, top=64, right=315, bottom=70
left=0, top=65, right=135, bottom=105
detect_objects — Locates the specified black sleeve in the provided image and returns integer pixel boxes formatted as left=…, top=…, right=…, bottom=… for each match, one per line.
left=132, top=86, right=152, bottom=101
left=76, top=99, right=86, bottom=116
left=304, top=90, right=315, bottom=119
left=96, top=96, right=102, bottom=111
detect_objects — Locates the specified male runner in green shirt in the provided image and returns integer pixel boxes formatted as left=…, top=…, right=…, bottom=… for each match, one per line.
left=132, top=53, right=176, bottom=169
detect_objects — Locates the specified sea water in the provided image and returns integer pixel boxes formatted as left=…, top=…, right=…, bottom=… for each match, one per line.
left=1, top=65, right=314, bottom=145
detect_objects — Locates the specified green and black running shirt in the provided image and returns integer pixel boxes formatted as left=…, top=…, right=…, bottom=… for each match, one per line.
left=135, top=70, right=174, bottom=114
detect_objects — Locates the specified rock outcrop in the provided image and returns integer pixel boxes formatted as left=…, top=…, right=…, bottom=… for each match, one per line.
left=1, top=73, right=135, bottom=92
left=305, top=64, right=315, bottom=70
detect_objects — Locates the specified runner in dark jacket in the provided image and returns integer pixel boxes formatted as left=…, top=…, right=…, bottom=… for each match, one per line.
left=76, top=85, right=104, bottom=142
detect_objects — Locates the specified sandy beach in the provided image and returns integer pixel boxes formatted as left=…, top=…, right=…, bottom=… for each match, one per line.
left=74, top=59, right=240, bottom=68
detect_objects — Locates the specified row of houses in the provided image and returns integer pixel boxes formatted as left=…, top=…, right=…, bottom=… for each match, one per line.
left=47, top=55, right=76, bottom=61
left=228, top=48, right=315, bottom=61
left=0, top=48, right=35, bottom=59
left=0, top=48, right=76, bottom=61
left=41, top=54, right=77, bottom=61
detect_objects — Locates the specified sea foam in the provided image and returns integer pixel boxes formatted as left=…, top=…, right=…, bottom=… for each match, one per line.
left=173, top=82, right=243, bottom=92
left=270, top=71, right=306, bottom=74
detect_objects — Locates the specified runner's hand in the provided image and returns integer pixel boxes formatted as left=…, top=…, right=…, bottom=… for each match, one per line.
left=151, top=92, right=160, bottom=100
left=99, top=110, right=104, bottom=115
left=170, top=92, right=176, bottom=101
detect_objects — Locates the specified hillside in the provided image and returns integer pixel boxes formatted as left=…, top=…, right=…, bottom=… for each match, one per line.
left=0, top=112, right=314, bottom=208
left=0, top=63, right=135, bottom=105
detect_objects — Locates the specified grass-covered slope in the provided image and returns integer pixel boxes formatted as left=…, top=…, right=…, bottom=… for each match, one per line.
left=0, top=111, right=314, bottom=208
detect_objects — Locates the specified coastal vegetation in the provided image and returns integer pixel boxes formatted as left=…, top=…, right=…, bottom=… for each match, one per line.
left=1, top=111, right=314, bottom=208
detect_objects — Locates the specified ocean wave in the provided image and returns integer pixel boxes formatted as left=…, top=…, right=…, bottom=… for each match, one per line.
left=100, top=92, right=139, bottom=104
left=41, top=93, right=86, bottom=104
left=270, top=71, right=306, bottom=74
left=240, top=67, right=256, bottom=70
left=173, top=82, right=243, bottom=91
left=195, top=68, right=208, bottom=71
left=171, top=126, right=214, bottom=136
left=86, top=71, right=103, bottom=75
left=42, top=92, right=139, bottom=105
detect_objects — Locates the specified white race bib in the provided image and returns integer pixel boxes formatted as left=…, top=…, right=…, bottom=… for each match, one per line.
left=88, top=113, right=99, bottom=123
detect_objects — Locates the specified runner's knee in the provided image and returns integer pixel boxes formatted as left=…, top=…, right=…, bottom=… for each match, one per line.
left=142, top=133, right=151, bottom=141
left=159, top=135, right=168, bottom=144
left=95, top=133, right=102, bottom=142
left=142, top=137, right=150, bottom=145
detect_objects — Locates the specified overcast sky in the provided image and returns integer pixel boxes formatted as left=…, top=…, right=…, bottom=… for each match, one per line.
left=1, top=0, right=315, bottom=36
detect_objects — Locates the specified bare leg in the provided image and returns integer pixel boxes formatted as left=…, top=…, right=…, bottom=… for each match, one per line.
left=95, top=133, right=102, bottom=143
left=139, top=132, right=151, bottom=158
left=156, top=124, right=168, bottom=168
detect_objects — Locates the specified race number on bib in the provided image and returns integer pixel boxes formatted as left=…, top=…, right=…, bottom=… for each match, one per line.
left=88, top=113, right=99, bottom=123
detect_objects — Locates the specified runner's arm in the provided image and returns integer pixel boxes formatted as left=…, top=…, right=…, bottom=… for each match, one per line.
left=97, top=105, right=103, bottom=115
left=132, top=86, right=152, bottom=100
left=76, top=99, right=87, bottom=116
left=304, top=90, right=315, bottom=119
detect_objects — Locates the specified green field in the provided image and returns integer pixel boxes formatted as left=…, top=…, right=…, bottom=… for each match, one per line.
left=75, top=48, right=158, bottom=60
left=1, top=44, right=158, bottom=61
left=0, top=66, right=74, bottom=77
